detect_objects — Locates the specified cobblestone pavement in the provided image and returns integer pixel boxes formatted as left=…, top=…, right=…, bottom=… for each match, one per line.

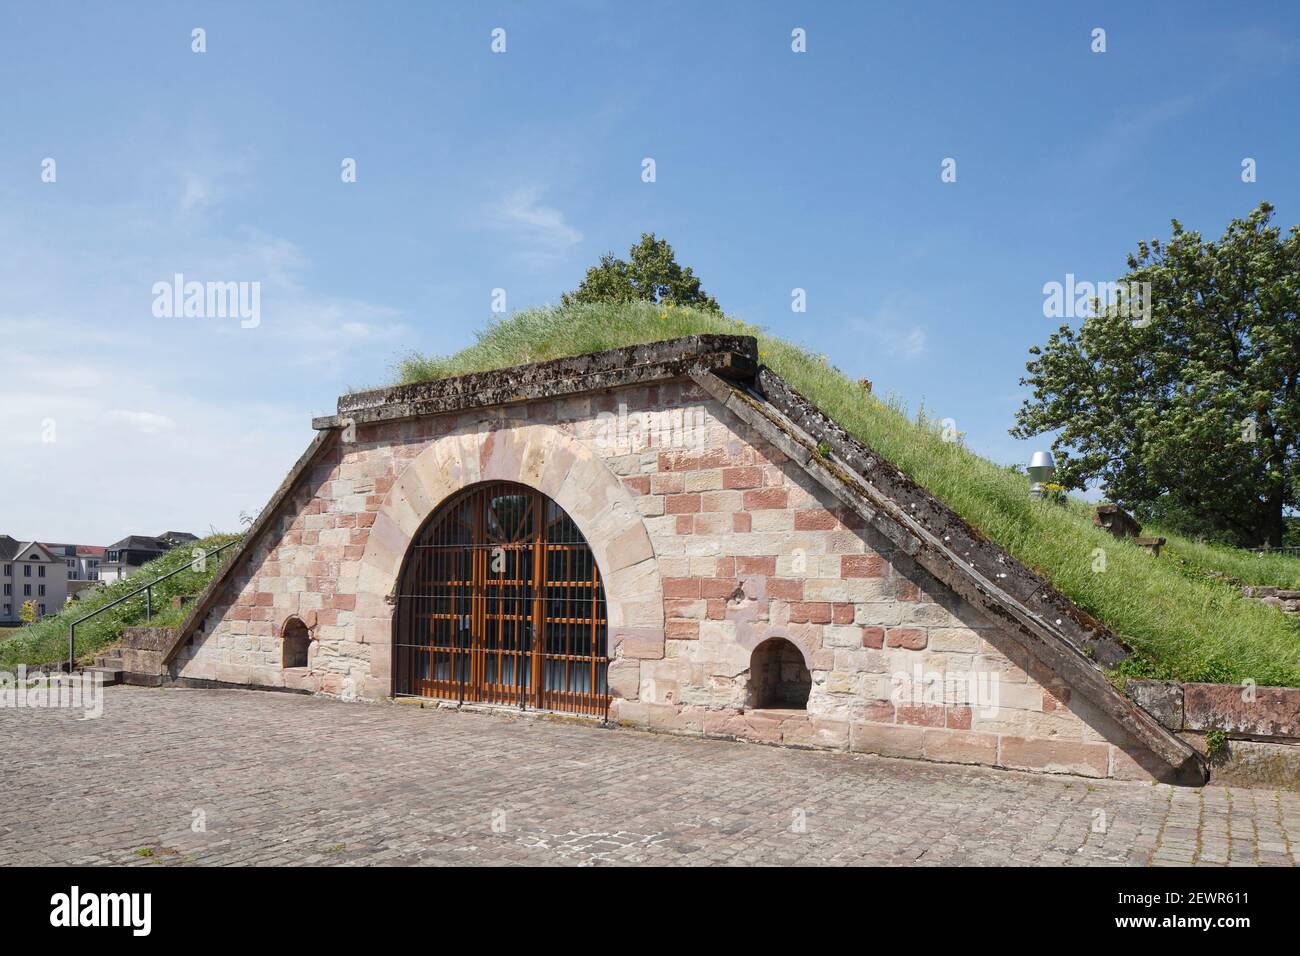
left=2, top=687, right=1297, bottom=866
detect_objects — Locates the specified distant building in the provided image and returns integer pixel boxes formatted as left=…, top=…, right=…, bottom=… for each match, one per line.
left=99, top=532, right=198, bottom=583
left=0, top=537, right=68, bottom=624
left=44, top=542, right=107, bottom=602
left=44, top=542, right=106, bottom=582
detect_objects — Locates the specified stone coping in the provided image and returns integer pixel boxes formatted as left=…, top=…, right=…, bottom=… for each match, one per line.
left=1127, top=678, right=1300, bottom=738
left=313, top=334, right=759, bottom=430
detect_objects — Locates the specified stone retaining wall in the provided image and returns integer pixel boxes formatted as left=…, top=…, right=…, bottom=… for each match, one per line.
left=1127, top=679, right=1300, bottom=787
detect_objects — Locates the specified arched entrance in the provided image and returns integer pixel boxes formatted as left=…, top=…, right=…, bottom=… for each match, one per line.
left=393, top=480, right=610, bottom=716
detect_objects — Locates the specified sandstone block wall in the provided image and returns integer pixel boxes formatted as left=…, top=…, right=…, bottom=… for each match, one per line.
left=175, top=379, right=1164, bottom=780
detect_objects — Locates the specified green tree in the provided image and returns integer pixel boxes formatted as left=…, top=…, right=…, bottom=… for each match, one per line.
left=562, top=233, right=721, bottom=312
left=1012, top=202, right=1300, bottom=547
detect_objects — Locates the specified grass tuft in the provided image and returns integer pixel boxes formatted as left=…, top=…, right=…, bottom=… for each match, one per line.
left=396, top=302, right=1300, bottom=686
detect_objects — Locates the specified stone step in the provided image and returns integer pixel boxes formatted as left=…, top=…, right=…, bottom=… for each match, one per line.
left=81, top=665, right=122, bottom=686
left=94, top=655, right=123, bottom=669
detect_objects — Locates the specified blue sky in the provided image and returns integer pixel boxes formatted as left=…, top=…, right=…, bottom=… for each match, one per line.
left=3, top=1, right=1298, bottom=543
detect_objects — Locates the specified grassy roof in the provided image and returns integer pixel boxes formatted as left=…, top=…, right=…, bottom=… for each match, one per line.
left=398, top=301, right=1300, bottom=687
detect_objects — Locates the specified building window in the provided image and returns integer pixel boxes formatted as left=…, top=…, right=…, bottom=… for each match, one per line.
left=748, top=638, right=812, bottom=710
left=38, top=565, right=45, bottom=578
left=2, top=604, right=9, bottom=616
left=2, top=584, right=8, bottom=596
left=38, top=584, right=45, bottom=597
left=2, top=564, right=9, bottom=576
left=23, top=585, right=31, bottom=597
left=38, top=604, right=46, bottom=616
left=23, top=565, right=31, bottom=577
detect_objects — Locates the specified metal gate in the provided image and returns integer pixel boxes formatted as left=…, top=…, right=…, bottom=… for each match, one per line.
left=393, top=481, right=610, bottom=716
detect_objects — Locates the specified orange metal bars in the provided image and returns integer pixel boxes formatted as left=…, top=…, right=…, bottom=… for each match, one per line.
left=393, top=481, right=609, bottom=716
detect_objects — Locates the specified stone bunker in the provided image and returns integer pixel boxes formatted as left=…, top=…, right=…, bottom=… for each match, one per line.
left=156, top=335, right=1209, bottom=785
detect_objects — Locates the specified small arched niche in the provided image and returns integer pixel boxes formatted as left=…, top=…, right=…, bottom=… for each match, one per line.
left=282, top=616, right=311, bottom=670
left=748, top=637, right=811, bottom=710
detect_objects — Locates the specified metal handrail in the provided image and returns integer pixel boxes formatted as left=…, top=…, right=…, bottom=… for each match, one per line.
left=66, top=540, right=240, bottom=672
left=1249, top=546, right=1300, bottom=558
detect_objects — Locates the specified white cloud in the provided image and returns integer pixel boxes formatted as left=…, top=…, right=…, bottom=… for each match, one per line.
left=179, top=173, right=216, bottom=215
left=103, top=409, right=176, bottom=434
left=0, top=152, right=406, bottom=543
left=849, top=302, right=929, bottom=359
left=488, top=187, right=582, bottom=265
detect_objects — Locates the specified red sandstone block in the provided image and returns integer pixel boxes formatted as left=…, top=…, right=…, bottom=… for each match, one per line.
left=896, top=704, right=945, bottom=727
left=789, top=602, right=832, bottom=624
left=861, top=626, right=884, bottom=649
left=699, top=578, right=740, bottom=599
left=894, top=578, right=920, bottom=602
left=1110, top=741, right=1170, bottom=783
left=945, top=706, right=972, bottom=730
left=856, top=699, right=895, bottom=723
left=706, top=599, right=727, bottom=620
left=922, top=728, right=998, bottom=765
left=1183, top=683, right=1300, bottom=737
left=1042, top=686, right=1071, bottom=711
left=357, top=513, right=376, bottom=528
left=732, top=513, right=752, bottom=533
left=886, top=627, right=927, bottom=650
left=331, top=593, right=356, bottom=611
left=736, top=556, right=776, bottom=576
left=849, top=721, right=926, bottom=758
left=651, top=473, right=684, bottom=495
left=663, top=577, right=700, bottom=598
left=624, top=476, right=650, bottom=496
left=794, top=510, right=838, bottom=531
left=743, top=488, right=788, bottom=510
left=666, top=620, right=699, bottom=640
left=715, top=557, right=735, bottom=576
left=665, top=494, right=701, bottom=514
left=999, top=736, right=1110, bottom=777
left=830, top=603, right=853, bottom=624
left=841, top=554, right=885, bottom=578
left=665, top=598, right=704, bottom=619
left=659, top=448, right=729, bottom=472
left=699, top=491, right=740, bottom=512
left=344, top=545, right=365, bottom=561
left=722, top=466, right=763, bottom=489
left=254, top=592, right=274, bottom=607
left=675, top=515, right=693, bottom=534
left=768, top=578, right=803, bottom=600
left=692, top=513, right=729, bottom=535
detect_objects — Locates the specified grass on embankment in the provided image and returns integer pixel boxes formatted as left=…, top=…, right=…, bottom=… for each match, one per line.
left=0, top=533, right=240, bottom=671
left=396, top=302, right=1300, bottom=687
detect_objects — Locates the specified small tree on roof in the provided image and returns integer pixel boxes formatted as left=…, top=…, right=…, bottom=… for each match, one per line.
left=562, top=233, right=721, bottom=312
